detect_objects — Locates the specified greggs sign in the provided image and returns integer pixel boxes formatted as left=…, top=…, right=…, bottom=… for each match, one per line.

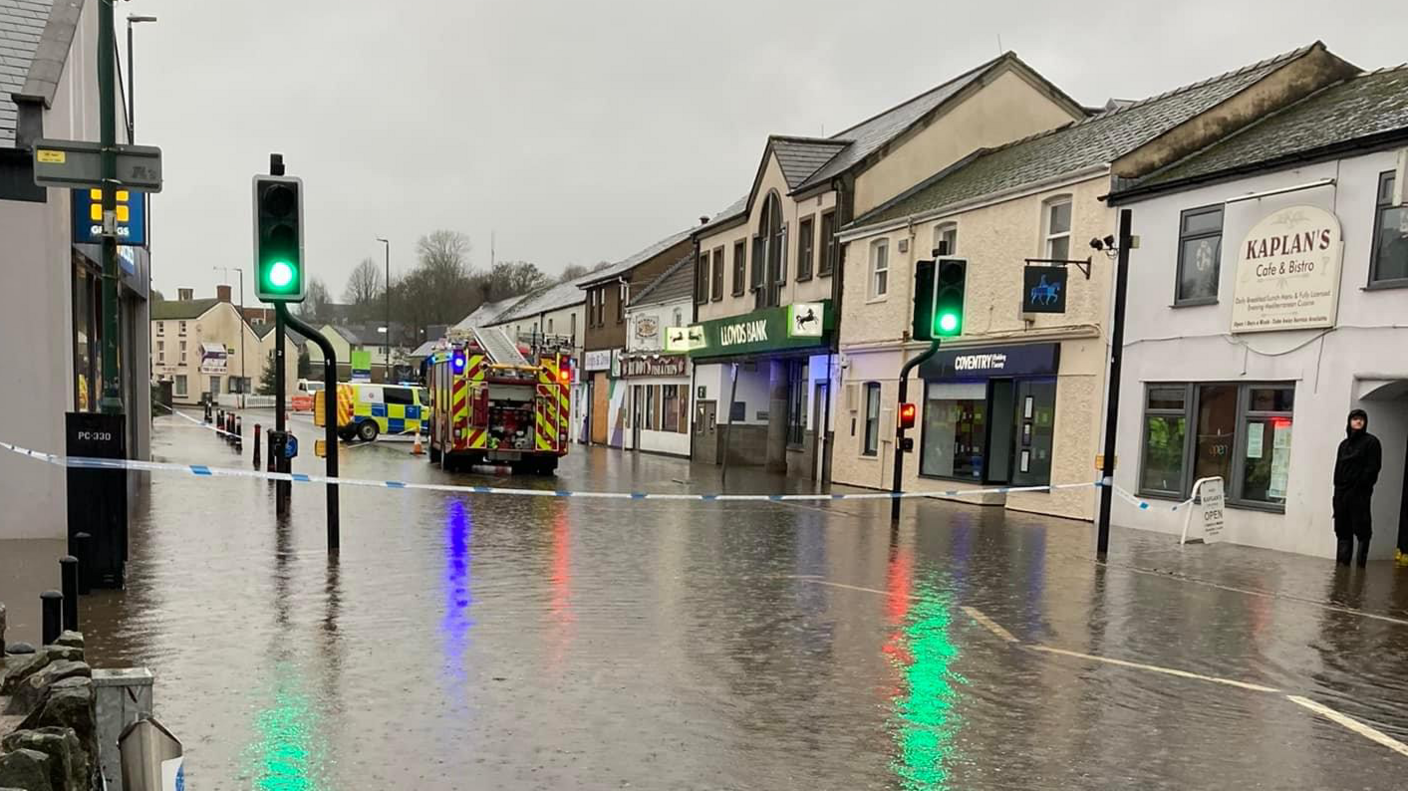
left=1231, top=205, right=1342, bottom=333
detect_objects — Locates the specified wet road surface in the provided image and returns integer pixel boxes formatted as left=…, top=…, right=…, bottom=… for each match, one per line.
left=12, top=408, right=1408, bottom=789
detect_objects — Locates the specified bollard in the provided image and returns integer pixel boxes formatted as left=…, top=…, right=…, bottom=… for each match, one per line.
left=253, top=423, right=262, bottom=468
left=40, top=590, right=63, bottom=645
left=73, top=529, right=93, bottom=591
left=60, top=555, right=80, bottom=632
left=235, top=415, right=243, bottom=450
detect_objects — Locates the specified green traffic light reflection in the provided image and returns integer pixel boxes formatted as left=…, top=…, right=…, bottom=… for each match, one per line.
left=889, top=583, right=965, bottom=789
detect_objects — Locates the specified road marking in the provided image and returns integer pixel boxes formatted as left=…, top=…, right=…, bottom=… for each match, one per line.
left=1027, top=645, right=1281, bottom=693
left=1286, top=695, right=1408, bottom=758
left=795, top=577, right=922, bottom=600
left=960, top=606, right=1019, bottom=643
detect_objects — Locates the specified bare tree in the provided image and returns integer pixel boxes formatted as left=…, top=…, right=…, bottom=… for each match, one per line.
left=299, top=277, right=334, bottom=324
left=344, top=257, right=383, bottom=315
left=416, top=230, right=473, bottom=276
left=558, top=263, right=589, bottom=283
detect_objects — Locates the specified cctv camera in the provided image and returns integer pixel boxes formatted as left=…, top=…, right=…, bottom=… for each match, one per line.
left=1089, top=237, right=1105, bottom=251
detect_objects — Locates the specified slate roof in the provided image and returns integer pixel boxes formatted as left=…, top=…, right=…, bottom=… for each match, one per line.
left=858, top=44, right=1316, bottom=227
left=453, top=296, right=518, bottom=329
left=0, top=0, right=53, bottom=146
left=408, top=340, right=439, bottom=359
left=694, top=194, right=749, bottom=236
left=151, top=298, right=219, bottom=321
left=494, top=275, right=589, bottom=323
left=577, top=227, right=694, bottom=287
left=629, top=251, right=695, bottom=308
left=1119, top=65, right=1408, bottom=196
left=328, top=325, right=365, bottom=345
left=771, top=136, right=849, bottom=189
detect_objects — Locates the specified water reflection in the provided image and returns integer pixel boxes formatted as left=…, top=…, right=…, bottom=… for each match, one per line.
left=441, top=498, right=474, bottom=686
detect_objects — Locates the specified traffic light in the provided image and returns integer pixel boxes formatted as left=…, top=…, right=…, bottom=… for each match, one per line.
left=898, top=402, right=916, bottom=429
left=253, top=176, right=305, bottom=302
left=934, top=258, right=966, bottom=338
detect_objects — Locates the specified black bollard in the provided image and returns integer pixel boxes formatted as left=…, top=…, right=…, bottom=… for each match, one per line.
left=72, top=532, right=92, bottom=594
left=253, top=423, right=262, bottom=468
left=235, top=415, right=243, bottom=450
left=59, top=555, right=79, bottom=631
left=40, top=590, right=62, bottom=645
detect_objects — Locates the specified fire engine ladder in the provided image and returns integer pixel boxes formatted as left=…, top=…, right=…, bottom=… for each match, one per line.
left=471, top=326, right=529, bottom=366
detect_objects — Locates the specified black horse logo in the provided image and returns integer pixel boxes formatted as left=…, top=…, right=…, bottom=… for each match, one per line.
left=794, top=307, right=818, bottom=331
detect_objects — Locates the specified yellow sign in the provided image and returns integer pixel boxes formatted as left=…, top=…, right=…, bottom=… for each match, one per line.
left=1094, top=454, right=1118, bottom=470
left=37, top=149, right=65, bottom=163
left=315, top=439, right=327, bottom=458
left=87, top=189, right=131, bottom=222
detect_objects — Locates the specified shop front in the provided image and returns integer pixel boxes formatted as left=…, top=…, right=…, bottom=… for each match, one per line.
left=616, top=351, right=691, bottom=457
left=686, top=301, right=835, bottom=477
left=582, top=349, right=615, bottom=446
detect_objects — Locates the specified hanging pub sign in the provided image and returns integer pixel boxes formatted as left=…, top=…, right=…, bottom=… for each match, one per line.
left=1022, top=265, right=1068, bottom=313
left=1231, top=204, right=1343, bottom=333
left=617, top=353, right=688, bottom=378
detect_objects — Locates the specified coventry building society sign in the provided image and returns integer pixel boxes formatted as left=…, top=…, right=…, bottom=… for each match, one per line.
left=1231, top=205, right=1343, bottom=333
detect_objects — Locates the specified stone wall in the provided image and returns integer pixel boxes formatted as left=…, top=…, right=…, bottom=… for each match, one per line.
left=0, top=632, right=97, bottom=791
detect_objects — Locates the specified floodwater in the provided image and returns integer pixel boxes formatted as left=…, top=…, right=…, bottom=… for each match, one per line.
left=17, top=409, right=1408, bottom=788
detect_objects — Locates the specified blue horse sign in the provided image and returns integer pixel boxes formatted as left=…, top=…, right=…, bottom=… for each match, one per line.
left=1022, top=265, right=1068, bottom=314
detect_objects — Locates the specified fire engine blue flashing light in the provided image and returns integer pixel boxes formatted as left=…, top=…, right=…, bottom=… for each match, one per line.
left=452, top=353, right=466, bottom=372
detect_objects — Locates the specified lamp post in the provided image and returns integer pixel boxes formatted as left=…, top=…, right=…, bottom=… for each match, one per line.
left=125, top=15, right=158, bottom=142
left=376, top=237, right=390, bottom=381
left=214, top=267, right=247, bottom=406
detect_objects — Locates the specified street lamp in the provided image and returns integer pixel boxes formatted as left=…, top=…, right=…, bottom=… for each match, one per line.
left=214, top=266, right=246, bottom=407
left=376, top=237, right=390, bottom=380
left=125, top=15, right=158, bottom=142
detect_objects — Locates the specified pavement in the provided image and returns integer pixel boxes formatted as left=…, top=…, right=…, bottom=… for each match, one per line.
left=3, top=407, right=1408, bottom=789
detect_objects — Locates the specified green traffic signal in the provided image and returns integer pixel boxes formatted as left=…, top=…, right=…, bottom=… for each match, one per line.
left=936, top=311, right=959, bottom=335
left=267, top=261, right=294, bottom=288
left=253, top=176, right=305, bottom=302
left=933, top=259, right=966, bottom=338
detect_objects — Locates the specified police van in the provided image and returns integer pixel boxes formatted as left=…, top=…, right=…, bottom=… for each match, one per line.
left=328, top=382, right=430, bottom=442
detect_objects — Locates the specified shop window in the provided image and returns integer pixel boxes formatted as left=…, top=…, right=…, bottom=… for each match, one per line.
left=711, top=247, right=724, bottom=301
left=920, top=382, right=986, bottom=479
left=819, top=210, right=837, bottom=276
left=786, top=360, right=807, bottom=447
left=797, top=216, right=815, bottom=281
left=663, top=386, right=680, bottom=432
left=869, top=240, right=889, bottom=299
left=732, top=239, right=746, bottom=296
left=1042, top=196, right=1072, bottom=261
left=1175, top=205, right=1223, bottom=304
left=645, top=384, right=657, bottom=430
left=73, top=263, right=99, bottom=412
left=933, top=222, right=957, bottom=256
left=1370, top=171, right=1408, bottom=285
left=1137, top=382, right=1294, bottom=509
left=862, top=382, right=881, bottom=456
left=175, top=375, right=187, bottom=396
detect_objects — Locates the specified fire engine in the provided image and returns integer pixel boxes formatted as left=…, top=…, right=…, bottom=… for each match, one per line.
left=426, top=326, right=573, bottom=474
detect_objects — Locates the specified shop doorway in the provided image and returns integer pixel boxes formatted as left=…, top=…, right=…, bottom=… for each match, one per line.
left=694, top=400, right=717, bottom=465
left=812, top=381, right=828, bottom=481
left=986, top=379, right=1015, bottom=485
left=591, top=373, right=608, bottom=445
left=631, top=384, right=644, bottom=451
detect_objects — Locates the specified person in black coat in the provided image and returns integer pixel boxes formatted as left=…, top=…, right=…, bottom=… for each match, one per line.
left=1333, top=408, right=1381, bottom=566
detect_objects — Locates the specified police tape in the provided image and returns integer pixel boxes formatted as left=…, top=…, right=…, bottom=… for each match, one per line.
left=155, top=401, right=244, bottom=440
left=1112, top=484, right=1195, bottom=513
left=1, top=439, right=1120, bottom=502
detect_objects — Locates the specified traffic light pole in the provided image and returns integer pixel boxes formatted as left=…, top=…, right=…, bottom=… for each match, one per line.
left=97, top=0, right=121, bottom=414
left=278, top=303, right=341, bottom=551
left=891, top=339, right=940, bottom=521
left=1096, top=209, right=1134, bottom=557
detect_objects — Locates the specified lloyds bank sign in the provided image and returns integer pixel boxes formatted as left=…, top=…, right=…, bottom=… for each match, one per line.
left=687, top=300, right=833, bottom=359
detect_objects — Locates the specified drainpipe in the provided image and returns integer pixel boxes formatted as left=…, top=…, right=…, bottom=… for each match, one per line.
left=822, top=177, right=851, bottom=485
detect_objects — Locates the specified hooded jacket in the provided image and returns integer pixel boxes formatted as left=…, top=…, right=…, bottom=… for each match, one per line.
left=1334, top=409, right=1381, bottom=495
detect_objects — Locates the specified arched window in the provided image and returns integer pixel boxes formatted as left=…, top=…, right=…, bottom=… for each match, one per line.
left=753, top=192, right=785, bottom=307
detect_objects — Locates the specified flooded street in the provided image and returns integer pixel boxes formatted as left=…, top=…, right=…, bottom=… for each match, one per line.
left=14, top=409, right=1408, bottom=789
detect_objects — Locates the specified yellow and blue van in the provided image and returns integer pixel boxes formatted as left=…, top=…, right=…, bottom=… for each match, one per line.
left=331, top=382, right=430, bottom=442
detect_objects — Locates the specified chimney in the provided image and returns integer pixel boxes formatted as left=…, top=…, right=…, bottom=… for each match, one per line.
left=178, top=288, right=193, bottom=301
left=216, top=284, right=232, bottom=303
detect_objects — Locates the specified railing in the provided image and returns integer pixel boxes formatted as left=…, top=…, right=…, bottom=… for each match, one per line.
left=217, top=394, right=276, bottom=409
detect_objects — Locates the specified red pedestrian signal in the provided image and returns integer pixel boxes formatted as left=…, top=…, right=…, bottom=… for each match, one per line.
left=898, top=402, right=916, bottom=429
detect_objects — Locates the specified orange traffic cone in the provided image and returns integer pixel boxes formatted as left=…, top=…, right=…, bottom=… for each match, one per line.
left=412, top=433, right=424, bottom=456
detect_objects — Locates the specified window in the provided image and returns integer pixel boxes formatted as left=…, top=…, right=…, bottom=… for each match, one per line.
left=209, top=376, right=221, bottom=395
left=869, top=240, right=889, bottom=299
left=570, top=313, right=577, bottom=343
left=933, top=222, right=957, bottom=256
left=696, top=251, right=710, bottom=304
left=229, top=377, right=251, bottom=394
left=175, top=375, right=187, bottom=396
left=384, top=387, right=414, bottom=406
left=711, top=247, right=724, bottom=301
left=732, top=239, right=746, bottom=295
left=179, top=321, right=187, bottom=335
left=645, top=384, right=657, bottom=429
left=156, top=322, right=164, bottom=336
left=617, top=282, right=626, bottom=323
left=1370, top=171, right=1408, bottom=285
left=1176, top=205, right=1224, bottom=304
left=1138, top=382, right=1295, bottom=508
left=862, top=382, right=881, bottom=456
left=797, top=216, right=815, bottom=281
left=662, top=386, right=680, bottom=432
left=819, top=211, right=836, bottom=276
left=1043, top=197, right=1072, bottom=261
left=920, top=383, right=986, bottom=479
left=672, top=307, right=682, bottom=328
left=548, top=318, right=554, bottom=334
left=157, top=340, right=165, bottom=362
left=750, top=235, right=764, bottom=292
left=786, top=360, right=807, bottom=447
left=179, top=340, right=187, bottom=363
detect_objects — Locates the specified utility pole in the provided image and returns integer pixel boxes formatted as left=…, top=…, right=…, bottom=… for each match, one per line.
left=1096, top=209, right=1135, bottom=556
left=377, top=237, right=390, bottom=380
left=97, top=0, right=121, bottom=414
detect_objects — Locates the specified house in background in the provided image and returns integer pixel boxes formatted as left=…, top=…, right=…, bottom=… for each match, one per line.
left=151, top=286, right=297, bottom=404
left=621, top=252, right=695, bottom=457
left=307, top=324, right=412, bottom=383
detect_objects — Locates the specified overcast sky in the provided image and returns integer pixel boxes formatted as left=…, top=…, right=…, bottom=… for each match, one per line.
left=132, top=0, right=1408, bottom=302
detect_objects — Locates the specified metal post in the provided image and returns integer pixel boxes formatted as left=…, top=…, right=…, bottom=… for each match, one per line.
left=125, top=20, right=133, bottom=141
left=41, top=591, right=63, bottom=645
left=272, top=155, right=290, bottom=508
left=98, top=0, right=121, bottom=415
left=721, top=362, right=739, bottom=489
left=279, top=304, right=341, bottom=551
left=891, top=340, right=941, bottom=521
left=253, top=423, right=261, bottom=468
left=238, top=268, right=246, bottom=407
left=1096, top=209, right=1134, bottom=556
left=73, top=533, right=92, bottom=595
left=60, top=556, right=79, bottom=632
left=380, top=238, right=391, bottom=380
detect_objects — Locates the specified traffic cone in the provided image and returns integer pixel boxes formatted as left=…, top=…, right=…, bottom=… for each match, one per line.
left=412, top=433, right=424, bottom=456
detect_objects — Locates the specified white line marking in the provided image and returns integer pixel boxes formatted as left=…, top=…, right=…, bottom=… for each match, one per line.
left=797, top=578, right=921, bottom=600
left=1028, top=645, right=1280, bottom=693
left=1286, top=695, right=1408, bottom=758
left=960, top=606, right=1019, bottom=643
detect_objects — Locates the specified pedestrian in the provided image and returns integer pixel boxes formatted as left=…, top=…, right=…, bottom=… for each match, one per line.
left=1333, top=408, right=1381, bottom=567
